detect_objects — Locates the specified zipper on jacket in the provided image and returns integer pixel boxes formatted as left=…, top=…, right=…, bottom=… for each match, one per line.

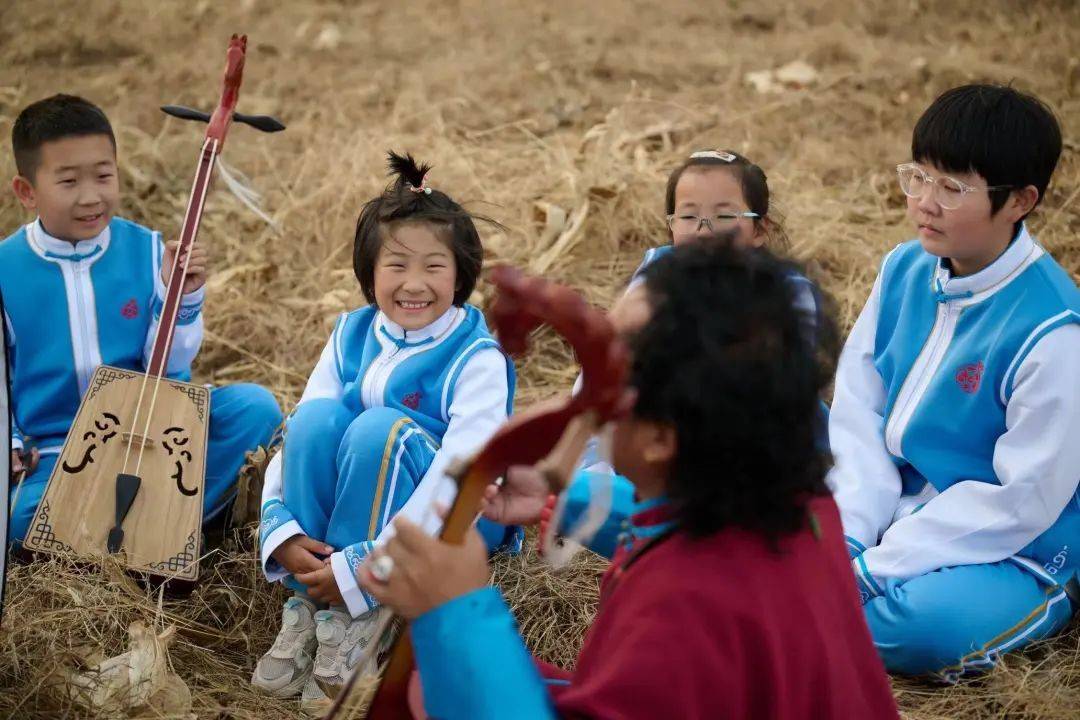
left=884, top=301, right=963, bottom=459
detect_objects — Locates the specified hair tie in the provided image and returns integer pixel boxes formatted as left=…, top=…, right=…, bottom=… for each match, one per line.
left=690, top=150, right=737, bottom=162
left=407, top=173, right=433, bottom=195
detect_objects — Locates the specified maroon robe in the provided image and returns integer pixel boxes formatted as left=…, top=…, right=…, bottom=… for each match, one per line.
left=541, top=495, right=898, bottom=719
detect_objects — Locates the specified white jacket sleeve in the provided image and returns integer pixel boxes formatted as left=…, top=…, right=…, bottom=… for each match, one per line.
left=260, top=330, right=346, bottom=579
left=860, top=323, right=1080, bottom=586
left=143, top=234, right=204, bottom=375
left=826, top=271, right=903, bottom=554
left=332, top=347, right=510, bottom=616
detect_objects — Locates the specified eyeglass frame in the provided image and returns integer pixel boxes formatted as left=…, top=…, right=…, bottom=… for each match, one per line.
left=895, top=163, right=1014, bottom=209
left=666, top=211, right=761, bottom=232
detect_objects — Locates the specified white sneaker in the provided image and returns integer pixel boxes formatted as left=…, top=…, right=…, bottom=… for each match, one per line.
left=251, top=595, right=318, bottom=697
left=299, top=606, right=390, bottom=714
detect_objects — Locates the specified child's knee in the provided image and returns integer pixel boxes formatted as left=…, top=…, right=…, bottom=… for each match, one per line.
left=340, top=407, right=414, bottom=455
left=235, top=383, right=283, bottom=431
left=286, top=398, right=352, bottom=447
left=9, top=504, right=34, bottom=546
left=9, top=473, right=50, bottom=546
left=862, top=569, right=1056, bottom=677
left=864, top=597, right=966, bottom=675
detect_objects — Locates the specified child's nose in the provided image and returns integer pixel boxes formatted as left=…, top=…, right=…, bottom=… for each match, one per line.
left=76, top=183, right=103, bottom=206
left=915, top=187, right=941, bottom=215
left=401, top=273, right=426, bottom=292
left=693, top=220, right=715, bottom=239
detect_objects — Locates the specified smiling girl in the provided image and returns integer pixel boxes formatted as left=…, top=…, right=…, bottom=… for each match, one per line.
left=252, top=153, right=518, bottom=708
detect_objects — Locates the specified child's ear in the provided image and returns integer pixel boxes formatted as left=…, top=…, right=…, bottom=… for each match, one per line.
left=750, top=218, right=770, bottom=248
left=642, top=421, right=677, bottom=465
left=11, top=175, right=36, bottom=211
left=1007, top=185, right=1039, bottom=221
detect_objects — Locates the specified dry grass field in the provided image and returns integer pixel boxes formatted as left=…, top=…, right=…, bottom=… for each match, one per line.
left=0, top=0, right=1078, bottom=717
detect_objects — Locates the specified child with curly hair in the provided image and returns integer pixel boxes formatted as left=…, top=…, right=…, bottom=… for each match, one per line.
left=358, top=243, right=898, bottom=720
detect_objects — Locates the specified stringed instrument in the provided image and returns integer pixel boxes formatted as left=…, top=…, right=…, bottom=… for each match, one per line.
left=324, top=265, right=631, bottom=719
left=23, top=35, right=284, bottom=581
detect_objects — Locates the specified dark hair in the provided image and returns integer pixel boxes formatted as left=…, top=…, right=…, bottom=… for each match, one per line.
left=631, top=242, right=836, bottom=541
left=664, top=150, right=789, bottom=249
left=12, top=94, right=116, bottom=180
left=353, top=152, right=485, bottom=306
left=912, top=84, right=1062, bottom=220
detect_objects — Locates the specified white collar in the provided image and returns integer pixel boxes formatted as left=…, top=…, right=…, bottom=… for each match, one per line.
left=376, top=305, right=462, bottom=346
left=932, top=224, right=1041, bottom=302
left=27, top=218, right=111, bottom=264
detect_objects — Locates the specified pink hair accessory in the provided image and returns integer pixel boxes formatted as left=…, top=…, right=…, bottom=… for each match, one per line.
left=407, top=173, right=433, bottom=194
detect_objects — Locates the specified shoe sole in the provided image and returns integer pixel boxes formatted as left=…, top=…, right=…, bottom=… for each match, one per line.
left=300, top=695, right=332, bottom=717
left=251, top=666, right=313, bottom=699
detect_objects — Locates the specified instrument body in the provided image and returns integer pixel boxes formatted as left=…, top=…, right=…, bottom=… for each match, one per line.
left=23, top=35, right=281, bottom=580
left=25, top=367, right=208, bottom=580
left=326, top=266, right=630, bottom=719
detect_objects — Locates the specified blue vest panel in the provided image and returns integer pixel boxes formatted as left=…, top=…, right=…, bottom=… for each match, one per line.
left=0, top=218, right=163, bottom=448
left=333, top=305, right=515, bottom=443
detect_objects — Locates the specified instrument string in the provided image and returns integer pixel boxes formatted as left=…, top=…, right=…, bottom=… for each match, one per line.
left=123, top=137, right=217, bottom=477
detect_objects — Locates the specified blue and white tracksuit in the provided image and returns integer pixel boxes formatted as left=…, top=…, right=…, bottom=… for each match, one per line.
left=259, top=304, right=521, bottom=618
left=0, top=218, right=282, bottom=544
left=828, top=225, right=1080, bottom=679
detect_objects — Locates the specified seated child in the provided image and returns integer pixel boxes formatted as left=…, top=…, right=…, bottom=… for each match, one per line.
left=1, top=94, right=281, bottom=545
left=358, top=243, right=899, bottom=720
left=828, top=84, right=1080, bottom=680
left=633, top=149, right=821, bottom=342
left=253, top=152, right=519, bottom=706
left=576, top=148, right=828, bottom=479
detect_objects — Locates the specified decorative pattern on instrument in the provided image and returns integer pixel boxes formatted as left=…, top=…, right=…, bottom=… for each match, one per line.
left=88, top=367, right=137, bottom=400
left=168, top=383, right=207, bottom=421
left=150, top=531, right=199, bottom=573
left=27, top=501, right=73, bottom=552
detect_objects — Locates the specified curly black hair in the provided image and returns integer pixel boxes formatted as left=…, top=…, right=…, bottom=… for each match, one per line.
left=353, top=151, right=492, bottom=306
left=631, top=242, right=837, bottom=542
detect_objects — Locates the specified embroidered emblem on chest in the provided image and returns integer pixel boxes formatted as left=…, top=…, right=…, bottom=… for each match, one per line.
left=121, top=298, right=139, bottom=319
left=402, top=392, right=422, bottom=410
left=954, top=361, right=984, bottom=394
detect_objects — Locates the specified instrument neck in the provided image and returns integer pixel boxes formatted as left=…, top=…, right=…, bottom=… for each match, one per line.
left=145, top=138, right=218, bottom=379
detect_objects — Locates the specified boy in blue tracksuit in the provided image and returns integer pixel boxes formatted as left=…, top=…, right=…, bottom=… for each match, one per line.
left=2, top=94, right=281, bottom=546
left=828, top=84, right=1080, bottom=680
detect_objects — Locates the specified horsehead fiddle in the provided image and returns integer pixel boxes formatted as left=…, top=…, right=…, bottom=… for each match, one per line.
left=23, top=35, right=284, bottom=582
left=323, top=265, right=631, bottom=719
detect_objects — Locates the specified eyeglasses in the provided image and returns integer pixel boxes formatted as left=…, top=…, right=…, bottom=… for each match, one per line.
left=667, top=211, right=760, bottom=234
left=895, top=163, right=1013, bottom=210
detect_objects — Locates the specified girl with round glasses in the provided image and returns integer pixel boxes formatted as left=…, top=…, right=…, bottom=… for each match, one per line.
left=632, top=150, right=822, bottom=348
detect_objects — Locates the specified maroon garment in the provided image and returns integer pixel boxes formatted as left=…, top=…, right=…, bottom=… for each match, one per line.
left=548, top=495, right=898, bottom=720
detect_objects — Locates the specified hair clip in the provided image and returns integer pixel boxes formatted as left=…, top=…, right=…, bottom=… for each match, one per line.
left=407, top=173, right=433, bottom=195
left=690, top=150, right=737, bottom=162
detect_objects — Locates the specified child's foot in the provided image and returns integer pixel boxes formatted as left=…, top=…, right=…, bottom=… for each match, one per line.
left=299, top=606, right=389, bottom=714
left=251, top=596, right=318, bottom=697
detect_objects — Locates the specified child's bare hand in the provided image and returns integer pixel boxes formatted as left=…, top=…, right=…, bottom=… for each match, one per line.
left=271, top=534, right=333, bottom=576
left=481, top=465, right=551, bottom=526
left=357, top=516, right=489, bottom=620
left=295, top=563, right=345, bottom=606
left=161, top=241, right=209, bottom=294
left=10, top=447, right=39, bottom=481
